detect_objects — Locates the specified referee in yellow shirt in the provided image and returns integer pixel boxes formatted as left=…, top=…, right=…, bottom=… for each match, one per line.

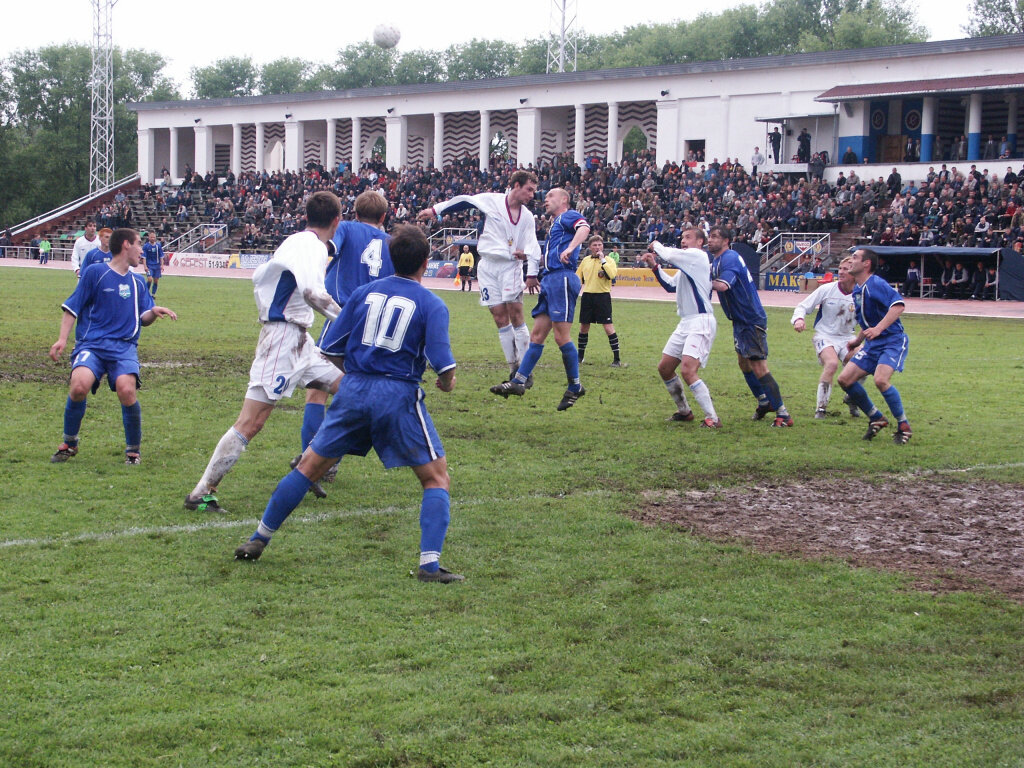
left=575, top=235, right=625, bottom=367
left=457, top=245, right=475, bottom=291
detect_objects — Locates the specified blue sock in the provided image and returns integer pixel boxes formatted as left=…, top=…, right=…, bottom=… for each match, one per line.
left=559, top=341, right=581, bottom=390
left=254, top=469, right=312, bottom=542
left=514, top=342, right=544, bottom=382
left=151, top=282, right=158, bottom=296
left=757, top=373, right=784, bottom=411
left=843, top=381, right=879, bottom=417
left=418, top=487, right=451, bottom=573
left=743, top=371, right=768, bottom=405
left=301, top=402, right=325, bottom=452
left=880, top=385, right=906, bottom=423
left=121, top=402, right=142, bottom=451
left=63, top=397, right=87, bottom=446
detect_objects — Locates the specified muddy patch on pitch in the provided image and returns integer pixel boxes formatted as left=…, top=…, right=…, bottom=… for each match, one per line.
left=631, top=478, right=1024, bottom=602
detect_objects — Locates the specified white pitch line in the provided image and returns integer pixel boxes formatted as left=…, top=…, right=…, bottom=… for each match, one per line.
left=0, top=490, right=614, bottom=551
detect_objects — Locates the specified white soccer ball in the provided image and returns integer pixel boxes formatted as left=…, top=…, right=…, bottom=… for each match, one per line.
left=373, top=24, right=401, bottom=49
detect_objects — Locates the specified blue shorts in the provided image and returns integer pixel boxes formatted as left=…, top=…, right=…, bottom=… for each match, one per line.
left=851, top=333, right=909, bottom=374
left=71, top=347, right=140, bottom=394
left=310, top=373, right=444, bottom=469
left=732, top=324, right=769, bottom=360
left=147, top=264, right=162, bottom=279
left=533, top=270, right=582, bottom=324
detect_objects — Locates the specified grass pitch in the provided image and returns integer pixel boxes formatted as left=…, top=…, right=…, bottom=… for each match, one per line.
left=1, top=268, right=1022, bottom=767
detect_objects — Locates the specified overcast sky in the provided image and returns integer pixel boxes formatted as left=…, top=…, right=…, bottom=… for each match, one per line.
left=3, top=0, right=973, bottom=93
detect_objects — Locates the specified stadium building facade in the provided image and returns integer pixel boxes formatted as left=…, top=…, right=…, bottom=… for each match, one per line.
left=130, top=35, right=1024, bottom=183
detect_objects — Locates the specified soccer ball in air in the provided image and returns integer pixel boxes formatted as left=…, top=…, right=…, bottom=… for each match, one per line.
left=373, top=25, right=401, bottom=49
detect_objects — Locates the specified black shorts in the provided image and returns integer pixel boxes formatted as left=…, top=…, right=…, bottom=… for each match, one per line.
left=458, top=266, right=471, bottom=277
left=579, top=292, right=613, bottom=324
left=732, top=324, right=769, bottom=360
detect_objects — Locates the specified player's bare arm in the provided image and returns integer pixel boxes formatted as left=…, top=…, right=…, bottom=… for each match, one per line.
left=416, top=207, right=436, bottom=222
left=863, top=303, right=905, bottom=340
left=436, top=368, right=456, bottom=393
left=49, top=311, right=77, bottom=361
left=712, top=279, right=731, bottom=292
left=560, top=225, right=591, bottom=264
left=141, top=306, right=177, bottom=326
left=303, top=288, right=341, bottom=321
left=793, top=318, right=806, bottom=332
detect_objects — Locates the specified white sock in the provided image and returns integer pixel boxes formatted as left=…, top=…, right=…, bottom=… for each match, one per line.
left=689, top=379, right=718, bottom=421
left=513, top=323, right=530, bottom=365
left=191, top=427, right=248, bottom=497
left=817, top=381, right=832, bottom=411
left=497, top=324, right=517, bottom=366
left=664, top=376, right=691, bottom=413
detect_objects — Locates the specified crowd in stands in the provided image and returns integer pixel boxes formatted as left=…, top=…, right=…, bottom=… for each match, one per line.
left=135, top=149, right=1024, bottom=260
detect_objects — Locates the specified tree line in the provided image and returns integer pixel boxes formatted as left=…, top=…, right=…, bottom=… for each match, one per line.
left=2, top=0, right=1021, bottom=228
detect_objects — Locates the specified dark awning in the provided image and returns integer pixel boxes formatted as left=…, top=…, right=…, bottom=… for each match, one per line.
left=817, top=73, right=1024, bottom=102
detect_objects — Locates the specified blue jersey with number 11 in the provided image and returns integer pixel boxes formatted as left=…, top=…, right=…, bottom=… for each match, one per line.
left=320, top=275, right=455, bottom=384
left=327, top=220, right=394, bottom=307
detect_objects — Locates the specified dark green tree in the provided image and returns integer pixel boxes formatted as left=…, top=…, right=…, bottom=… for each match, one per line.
left=444, top=39, right=519, bottom=81
left=190, top=57, right=259, bottom=99
left=964, top=0, right=1024, bottom=35
left=259, top=58, right=315, bottom=95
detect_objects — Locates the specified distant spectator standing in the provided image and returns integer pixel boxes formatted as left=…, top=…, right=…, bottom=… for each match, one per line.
left=842, top=147, right=858, bottom=164
left=750, top=146, right=765, bottom=179
left=38, top=236, right=52, bottom=265
left=769, top=128, right=782, bottom=164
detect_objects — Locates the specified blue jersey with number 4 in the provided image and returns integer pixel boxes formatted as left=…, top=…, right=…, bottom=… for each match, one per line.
left=327, top=220, right=394, bottom=307
left=62, top=263, right=154, bottom=358
left=320, top=275, right=455, bottom=384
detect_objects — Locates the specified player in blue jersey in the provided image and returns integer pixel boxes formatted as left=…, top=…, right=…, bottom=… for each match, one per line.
left=709, top=227, right=794, bottom=427
left=489, top=188, right=590, bottom=410
left=234, top=224, right=463, bottom=583
left=79, top=228, right=113, bottom=272
left=293, top=191, right=395, bottom=488
left=141, top=231, right=165, bottom=296
left=184, top=192, right=343, bottom=513
left=49, top=228, right=177, bottom=465
left=837, top=249, right=912, bottom=444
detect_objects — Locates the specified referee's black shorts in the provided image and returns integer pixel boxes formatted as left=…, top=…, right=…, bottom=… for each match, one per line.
left=579, top=292, right=613, bottom=324
left=458, top=266, right=471, bottom=277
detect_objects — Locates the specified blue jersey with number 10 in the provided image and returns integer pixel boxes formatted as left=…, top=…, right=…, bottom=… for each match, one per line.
left=326, top=220, right=394, bottom=307
left=320, top=275, right=455, bottom=384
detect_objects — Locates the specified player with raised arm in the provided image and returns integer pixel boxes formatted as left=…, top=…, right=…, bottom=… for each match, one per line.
left=490, top=188, right=590, bottom=410
left=49, top=228, right=177, bottom=465
left=418, top=170, right=541, bottom=383
left=837, top=249, right=913, bottom=444
left=791, top=257, right=859, bottom=419
left=292, top=190, right=396, bottom=495
left=641, top=227, right=722, bottom=428
left=141, top=231, right=165, bottom=296
left=234, top=224, right=463, bottom=583
left=184, top=191, right=344, bottom=513
left=709, top=226, right=794, bottom=427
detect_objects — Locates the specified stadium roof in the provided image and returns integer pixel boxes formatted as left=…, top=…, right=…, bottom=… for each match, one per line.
left=817, top=72, right=1024, bottom=102
left=129, top=34, right=1024, bottom=112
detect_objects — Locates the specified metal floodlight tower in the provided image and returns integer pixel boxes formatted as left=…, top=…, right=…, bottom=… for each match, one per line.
left=89, top=0, right=117, bottom=193
left=546, top=0, right=578, bottom=74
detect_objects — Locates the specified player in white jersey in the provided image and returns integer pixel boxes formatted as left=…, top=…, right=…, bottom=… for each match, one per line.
left=71, top=219, right=100, bottom=277
left=791, top=256, right=859, bottom=419
left=418, top=170, right=541, bottom=380
left=641, top=227, right=722, bottom=428
left=184, top=192, right=344, bottom=514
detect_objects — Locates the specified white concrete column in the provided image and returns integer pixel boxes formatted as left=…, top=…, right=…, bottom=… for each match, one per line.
left=169, top=127, right=179, bottom=180
left=194, top=125, right=212, bottom=176
left=606, top=102, right=619, bottom=163
left=968, top=92, right=983, bottom=159
left=921, top=96, right=937, bottom=162
left=516, top=107, right=541, bottom=168
left=479, top=109, right=490, bottom=172
left=284, top=118, right=303, bottom=171
left=718, top=95, right=731, bottom=161
left=385, top=115, right=408, bottom=170
left=231, top=123, right=242, bottom=178
left=254, top=122, right=265, bottom=172
left=326, top=118, right=337, bottom=171
left=655, top=99, right=680, bottom=167
left=351, top=117, right=362, bottom=173
left=574, top=104, right=586, bottom=166
left=137, top=128, right=155, bottom=184
left=1008, top=93, right=1019, bottom=155
left=433, top=112, right=445, bottom=168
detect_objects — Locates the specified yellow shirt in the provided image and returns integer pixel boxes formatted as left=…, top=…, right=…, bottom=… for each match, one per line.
left=576, top=255, right=617, bottom=294
left=458, top=251, right=474, bottom=269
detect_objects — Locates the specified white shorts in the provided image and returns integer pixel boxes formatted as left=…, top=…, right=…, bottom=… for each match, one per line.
left=246, top=322, right=339, bottom=404
left=813, top=333, right=855, bottom=364
left=663, top=314, right=717, bottom=367
left=476, top=257, right=524, bottom=307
